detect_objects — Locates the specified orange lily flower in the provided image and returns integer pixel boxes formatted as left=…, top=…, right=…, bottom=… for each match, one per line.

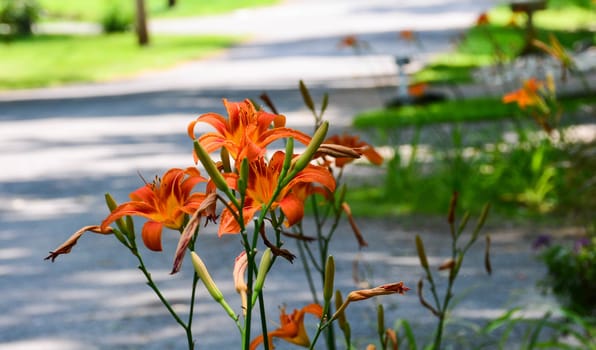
left=338, top=35, right=358, bottom=48
left=188, top=99, right=311, bottom=164
left=250, top=303, right=323, bottom=350
left=408, top=82, right=428, bottom=98
left=323, top=133, right=383, bottom=168
left=502, top=78, right=543, bottom=109
left=218, top=151, right=335, bottom=235
left=399, top=30, right=415, bottom=42
left=475, top=12, right=489, bottom=26
left=101, top=167, right=208, bottom=251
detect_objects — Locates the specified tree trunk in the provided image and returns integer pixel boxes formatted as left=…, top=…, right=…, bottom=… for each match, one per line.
left=168, top=0, right=177, bottom=8
left=135, top=0, right=150, bottom=46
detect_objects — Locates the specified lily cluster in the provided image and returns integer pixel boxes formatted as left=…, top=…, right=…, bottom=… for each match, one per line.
left=47, top=92, right=407, bottom=350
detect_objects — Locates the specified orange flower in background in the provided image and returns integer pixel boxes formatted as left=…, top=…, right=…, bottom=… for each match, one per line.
left=502, top=78, right=543, bottom=109
left=338, top=35, right=358, bottom=48
left=188, top=99, right=312, bottom=164
left=323, top=133, right=383, bottom=168
left=475, top=12, right=489, bottom=26
left=218, top=151, right=336, bottom=235
left=101, top=167, right=208, bottom=251
left=250, top=303, right=323, bottom=349
left=399, top=30, right=415, bottom=42
left=408, top=82, right=427, bottom=97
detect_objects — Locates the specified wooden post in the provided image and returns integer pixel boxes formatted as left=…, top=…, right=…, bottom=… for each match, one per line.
left=135, top=0, right=150, bottom=46
left=510, top=0, right=546, bottom=56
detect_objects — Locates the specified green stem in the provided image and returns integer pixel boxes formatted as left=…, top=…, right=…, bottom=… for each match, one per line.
left=135, top=251, right=193, bottom=349
left=243, top=241, right=255, bottom=350
left=297, top=239, right=320, bottom=304
left=187, top=233, right=200, bottom=348
left=258, top=291, right=270, bottom=350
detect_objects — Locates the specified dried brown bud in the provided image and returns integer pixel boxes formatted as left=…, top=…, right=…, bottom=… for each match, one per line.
left=45, top=225, right=113, bottom=262
left=315, top=143, right=362, bottom=159
left=438, top=258, right=455, bottom=271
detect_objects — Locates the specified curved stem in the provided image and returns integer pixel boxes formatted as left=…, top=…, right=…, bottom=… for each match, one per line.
left=186, top=233, right=200, bottom=348
left=135, top=251, right=193, bottom=349
left=297, top=240, right=320, bottom=304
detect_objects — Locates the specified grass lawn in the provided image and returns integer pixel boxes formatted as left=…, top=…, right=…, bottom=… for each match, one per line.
left=0, top=34, right=238, bottom=90
left=353, top=96, right=595, bottom=129
left=412, top=2, right=595, bottom=85
left=39, top=0, right=280, bottom=22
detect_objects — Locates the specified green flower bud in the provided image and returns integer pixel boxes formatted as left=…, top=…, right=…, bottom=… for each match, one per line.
left=254, top=248, right=272, bottom=295
left=323, top=255, right=335, bottom=303
left=194, top=141, right=229, bottom=193
left=191, top=251, right=223, bottom=302
left=285, top=121, right=328, bottom=184
left=416, top=235, right=429, bottom=271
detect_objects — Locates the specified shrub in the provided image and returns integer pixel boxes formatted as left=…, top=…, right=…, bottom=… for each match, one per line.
left=100, top=1, right=132, bottom=34
left=0, top=0, right=40, bottom=35
left=537, top=237, right=596, bottom=316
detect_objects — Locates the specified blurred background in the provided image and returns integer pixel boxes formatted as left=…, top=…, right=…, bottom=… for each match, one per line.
left=1, top=0, right=594, bottom=349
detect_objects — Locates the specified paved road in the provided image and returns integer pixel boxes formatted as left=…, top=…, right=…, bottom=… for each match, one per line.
left=0, top=0, right=562, bottom=349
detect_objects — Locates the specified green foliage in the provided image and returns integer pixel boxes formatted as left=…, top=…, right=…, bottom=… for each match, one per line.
left=537, top=238, right=596, bottom=316
left=349, top=93, right=595, bottom=220
left=100, top=1, right=132, bottom=34
left=0, top=0, right=40, bottom=35
left=354, top=98, right=516, bottom=129
left=480, top=307, right=596, bottom=349
left=353, top=96, right=594, bottom=129
left=413, top=3, right=594, bottom=86
left=0, top=34, right=238, bottom=89
left=38, top=0, right=279, bottom=22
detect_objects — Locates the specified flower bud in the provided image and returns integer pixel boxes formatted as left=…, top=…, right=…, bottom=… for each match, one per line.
left=335, top=290, right=348, bottom=332
left=376, top=304, right=385, bottom=338
left=323, top=255, right=335, bottom=303
left=286, top=121, right=328, bottom=183
left=104, top=193, right=127, bottom=232
left=191, top=251, right=223, bottom=302
left=485, top=235, right=492, bottom=275
left=238, top=157, right=249, bottom=196
left=471, top=203, right=491, bottom=243
left=254, top=248, right=272, bottom=295
left=438, top=258, right=455, bottom=271
left=191, top=251, right=238, bottom=321
left=415, top=235, right=429, bottom=270
left=194, top=141, right=230, bottom=193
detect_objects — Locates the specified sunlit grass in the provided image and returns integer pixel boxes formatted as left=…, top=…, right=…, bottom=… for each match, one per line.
left=0, top=34, right=238, bottom=89
left=413, top=3, right=594, bottom=85
left=39, top=0, right=279, bottom=22
left=353, top=96, right=596, bottom=129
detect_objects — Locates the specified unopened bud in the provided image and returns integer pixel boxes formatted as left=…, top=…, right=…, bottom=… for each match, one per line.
left=286, top=121, right=328, bottom=182
left=471, top=203, right=491, bottom=242
left=438, top=258, right=455, bottom=271
left=335, top=290, right=348, bottom=331
left=191, top=251, right=223, bottom=302
left=323, top=255, right=335, bottom=302
left=104, top=193, right=127, bottom=233
left=254, top=248, right=272, bottom=295
left=485, top=235, right=492, bottom=275
left=192, top=251, right=238, bottom=321
left=415, top=235, right=429, bottom=270
left=194, top=141, right=237, bottom=205
left=377, top=304, right=385, bottom=338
